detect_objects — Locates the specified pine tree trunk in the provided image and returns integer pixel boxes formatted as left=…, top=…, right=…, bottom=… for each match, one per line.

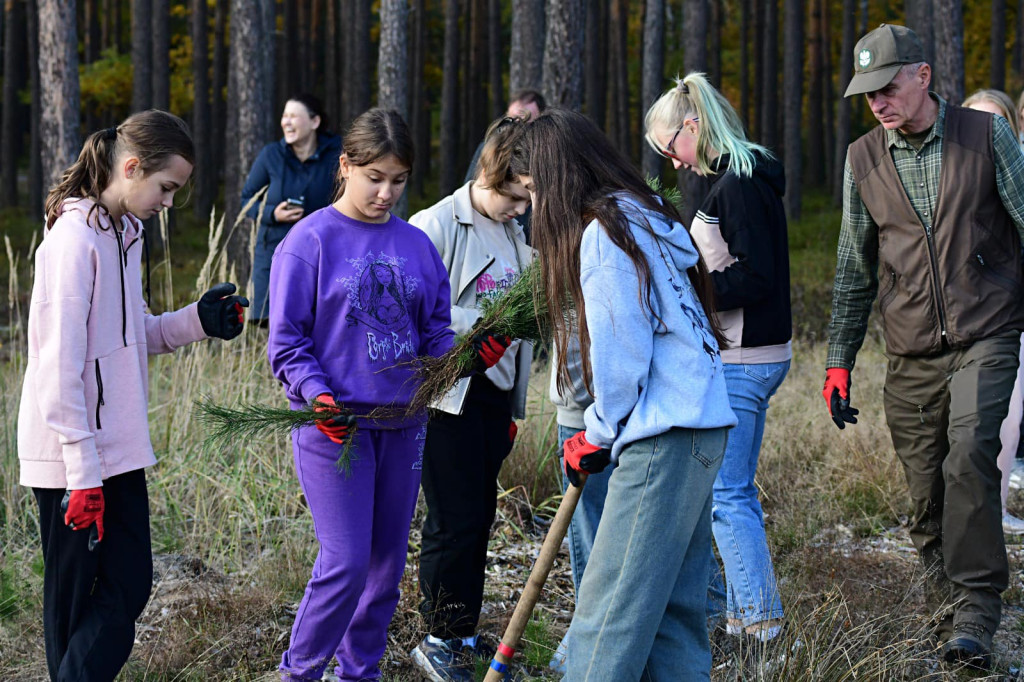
left=226, top=0, right=269, bottom=278
left=542, top=0, right=583, bottom=110
left=467, top=0, right=488, bottom=149
left=782, top=0, right=802, bottom=219
left=132, top=0, right=152, bottom=111
left=284, top=0, right=299, bottom=102
left=709, top=0, right=721, bottom=88
left=84, top=0, right=101, bottom=128
left=680, top=0, right=709, bottom=220
left=608, top=0, right=629, bottom=152
left=151, top=0, right=169, bottom=110
left=212, top=0, right=228, bottom=182
left=992, top=0, right=1006, bottom=91
left=509, top=0, right=543, bottom=94
left=759, top=0, right=778, bottom=152
left=349, top=0, right=371, bottom=119
left=752, top=0, right=763, bottom=140
left=641, top=0, right=664, bottom=180
left=440, top=0, right=460, bottom=195
left=740, top=0, right=750, bottom=125
left=933, top=0, right=964, bottom=104
left=192, top=0, right=213, bottom=220
left=2, top=0, right=27, bottom=207
left=820, top=0, right=834, bottom=188
left=326, top=0, right=339, bottom=122
left=584, top=0, right=606, bottom=129
left=905, top=0, right=934, bottom=63
left=38, top=0, right=80, bottom=192
left=1014, top=0, right=1024, bottom=77
left=832, top=0, right=855, bottom=206
left=378, top=0, right=409, bottom=218
left=27, top=0, right=42, bottom=214
left=806, top=0, right=823, bottom=185
left=260, top=0, right=275, bottom=138
left=409, top=0, right=428, bottom=193
left=488, top=0, right=503, bottom=118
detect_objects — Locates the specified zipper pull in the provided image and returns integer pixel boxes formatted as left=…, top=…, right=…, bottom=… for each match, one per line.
left=918, top=405, right=925, bottom=424
left=977, top=253, right=985, bottom=266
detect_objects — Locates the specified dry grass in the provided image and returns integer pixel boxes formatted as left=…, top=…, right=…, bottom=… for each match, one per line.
left=3, top=205, right=1024, bottom=681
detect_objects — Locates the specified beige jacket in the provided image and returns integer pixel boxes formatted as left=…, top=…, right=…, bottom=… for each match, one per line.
left=409, top=182, right=535, bottom=418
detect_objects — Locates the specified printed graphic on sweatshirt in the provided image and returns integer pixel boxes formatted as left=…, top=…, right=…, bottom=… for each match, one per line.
left=342, top=252, right=421, bottom=363
left=476, top=267, right=518, bottom=302
left=659, top=250, right=722, bottom=370
left=412, top=424, right=427, bottom=471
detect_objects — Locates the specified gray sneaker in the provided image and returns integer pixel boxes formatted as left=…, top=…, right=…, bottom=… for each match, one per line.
left=411, top=637, right=474, bottom=682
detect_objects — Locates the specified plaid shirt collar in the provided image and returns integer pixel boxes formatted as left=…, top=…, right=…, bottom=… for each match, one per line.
left=885, top=94, right=946, bottom=150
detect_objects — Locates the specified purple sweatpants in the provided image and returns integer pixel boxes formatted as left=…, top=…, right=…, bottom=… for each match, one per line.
left=280, top=421, right=426, bottom=681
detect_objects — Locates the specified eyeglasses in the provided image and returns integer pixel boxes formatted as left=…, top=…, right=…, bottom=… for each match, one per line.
left=662, top=116, right=699, bottom=160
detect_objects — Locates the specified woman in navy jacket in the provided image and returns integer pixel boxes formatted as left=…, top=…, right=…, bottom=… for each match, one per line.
left=241, top=93, right=341, bottom=323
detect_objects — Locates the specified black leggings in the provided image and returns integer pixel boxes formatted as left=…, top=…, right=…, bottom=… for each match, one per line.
left=418, top=377, right=514, bottom=639
left=34, top=468, right=152, bottom=682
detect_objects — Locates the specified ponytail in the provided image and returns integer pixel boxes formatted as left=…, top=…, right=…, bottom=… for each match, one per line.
left=45, top=110, right=194, bottom=230
left=644, top=72, right=769, bottom=179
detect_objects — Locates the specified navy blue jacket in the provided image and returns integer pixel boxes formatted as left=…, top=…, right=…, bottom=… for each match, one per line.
left=241, top=133, right=342, bottom=228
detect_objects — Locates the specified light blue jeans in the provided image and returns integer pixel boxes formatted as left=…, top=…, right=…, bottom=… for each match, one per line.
left=564, top=427, right=727, bottom=682
left=707, top=360, right=789, bottom=629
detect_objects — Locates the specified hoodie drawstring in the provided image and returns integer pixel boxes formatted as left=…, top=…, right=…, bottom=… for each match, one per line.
left=113, top=228, right=128, bottom=347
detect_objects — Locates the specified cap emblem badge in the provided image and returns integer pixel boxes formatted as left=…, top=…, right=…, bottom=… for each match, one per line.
left=859, top=49, right=872, bottom=68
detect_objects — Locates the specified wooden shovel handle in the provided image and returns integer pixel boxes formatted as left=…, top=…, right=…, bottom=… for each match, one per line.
left=483, top=477, right=585, bottom=681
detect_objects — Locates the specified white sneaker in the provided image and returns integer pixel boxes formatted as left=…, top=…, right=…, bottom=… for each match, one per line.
left=1009, top=460, right=1024, bottom=490
left=1003, top=512, right=1024, bottom=535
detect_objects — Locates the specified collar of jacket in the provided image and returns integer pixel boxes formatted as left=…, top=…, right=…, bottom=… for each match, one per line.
left=278, top=132, right=342, bottom=162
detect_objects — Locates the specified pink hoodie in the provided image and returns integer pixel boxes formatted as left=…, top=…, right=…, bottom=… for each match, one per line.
left=18, top=198, right=208, bottom=490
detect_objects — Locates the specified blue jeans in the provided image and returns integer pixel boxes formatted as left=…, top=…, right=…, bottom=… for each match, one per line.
left=564, top=427, right=727, bottom=682
left=708, top=360, right=789, bottom=629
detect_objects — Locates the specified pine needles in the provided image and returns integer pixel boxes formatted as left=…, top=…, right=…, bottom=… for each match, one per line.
left=193, top=397, right=357, bottom=475
left=406, top=262, right=549, bottom=413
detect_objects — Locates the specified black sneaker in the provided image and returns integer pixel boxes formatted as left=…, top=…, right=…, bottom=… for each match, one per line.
left=410, top=637, right=474, bottom=682
left=941, top=622, right=992, bottom=671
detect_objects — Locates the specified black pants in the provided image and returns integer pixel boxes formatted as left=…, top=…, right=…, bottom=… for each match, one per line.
left=418, top=377, right=514, bottom=639
left=33, top=468, right=153, bottom=682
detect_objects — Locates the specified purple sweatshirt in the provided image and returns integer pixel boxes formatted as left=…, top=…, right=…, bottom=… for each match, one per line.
left=268, top=206, right=455, bottom=428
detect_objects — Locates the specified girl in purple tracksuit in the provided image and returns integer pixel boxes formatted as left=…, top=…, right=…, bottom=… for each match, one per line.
left=267, top=108, right=506, bottom=681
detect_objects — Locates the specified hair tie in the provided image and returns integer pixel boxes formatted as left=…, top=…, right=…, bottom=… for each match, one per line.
left=104, top=127, right=117, bottom=141
left=679, top=82, right=690, bottom=95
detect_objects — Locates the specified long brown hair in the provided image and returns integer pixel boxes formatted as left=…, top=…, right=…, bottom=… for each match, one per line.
left=509, top=108, right=725, bottom=393
left=44, top=110, right=194, bottom=229
left=334, top=108, right=414, bottom=198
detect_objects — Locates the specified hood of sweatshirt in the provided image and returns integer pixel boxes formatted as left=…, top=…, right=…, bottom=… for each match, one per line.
left=708, top=153, right=786, bottom=197
left=619, top=193, right=699, bottom=273
left=58, top=197, right=143, bottom=241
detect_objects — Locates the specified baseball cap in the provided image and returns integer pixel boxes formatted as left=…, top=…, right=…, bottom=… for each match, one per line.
left=844, top=24, right=926, bottom=97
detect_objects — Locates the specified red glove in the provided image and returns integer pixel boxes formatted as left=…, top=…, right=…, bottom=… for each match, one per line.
left=62, top=488, right=104, bottom=548
left=563, top=430, right=611, bottom=488
left=313, top=394, right=357, bottom=444
left=472, top=333, right=512, bottom=370
left=822, top=367, right=859, bottom=430
left=509, top=420, right=518, bottom=445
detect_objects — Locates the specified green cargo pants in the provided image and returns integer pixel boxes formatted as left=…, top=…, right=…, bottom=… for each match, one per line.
left=883, top=331, right=1020, bottom=639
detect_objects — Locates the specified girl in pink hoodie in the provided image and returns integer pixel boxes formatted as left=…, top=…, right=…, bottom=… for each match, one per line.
left=18, top=110, right=248, bottom=681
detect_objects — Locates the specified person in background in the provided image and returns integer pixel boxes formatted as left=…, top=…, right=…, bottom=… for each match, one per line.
left=20, top=110, right=247, bottom=682
left=646, top=72, right=792, bottom=644
left=827, top=24, right=1024, bottom=669
left=241, top=93, right=342, bottom=324
left=961, top=89, right=1024, bottom=537
left=408, top=115, right=533, bottom=682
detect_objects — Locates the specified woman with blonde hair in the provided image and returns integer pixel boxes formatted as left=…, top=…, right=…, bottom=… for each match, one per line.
left=645, top=72, right=792, bottom=644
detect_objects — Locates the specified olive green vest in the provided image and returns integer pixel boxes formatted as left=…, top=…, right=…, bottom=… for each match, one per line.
left=847, top=104, right=1024, bottom=357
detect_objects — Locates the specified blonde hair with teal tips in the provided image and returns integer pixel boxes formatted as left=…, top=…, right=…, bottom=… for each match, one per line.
left=644, top=72, right=770, bottom=179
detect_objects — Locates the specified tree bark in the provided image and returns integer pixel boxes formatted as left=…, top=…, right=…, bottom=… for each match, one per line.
left=84, top=0, right=100, bottom=63
left=2, top=0, right=27, bottom=207
left=608, top=0, right=628, bottom=152
left=740, top=0, right=750, bottom=126
left=708, top=0, right=720, bottom=88
left=260, top=0, right=275, bottom=138
left=378, top=0, right=409, bottom=218
left=509, top=0, right=543, bottom=94
left=151, top=0, right=169, bottom=110
left=38, top=0, right=80, bottom=193
left=1015, top=0, right=1024, bottom=76
left=467, top=0, right=488, bottom=152
left=212, top=0, right=228, bottom=181
left=326, top=0, right=339, bottom=121
left=583, top=0, right=606, bottom=129
left=684, top=0, right=707, bottom=74
left=904, top=0, right=934, bottom=64
left=225, top=0, right=269, bottom=277
left=440, top=0, right=460, bottom=195
left=27, top=0, right=42, bottom=213
left=132, top=0, right=152, bottom=111
left=933, top=0, right=964, bottom=104
left=488, top=0, right=503, bottom=118
left=409, top=0, right=428, bottom=193
left=641, top=0, right=665, bottom=180
left=759, top=0, right=778, bottom=152
left=992, top=0, right=1006, bottom=91
left=782, top=0, right=802, bottom=219
left=832, top=0, right=855, bottom=206
left=543, top=0, right=584, bottom=110
left=284, top=0, right=299, bottom=101
left=820, top=0, right=834, bottom=189
left=806, top=0, right=823, bottom=185
left=348, top=0, right=371, bottom=121
left=752, top=0, right=763, bottom=140
left=192, top=0, right=213, bottom=220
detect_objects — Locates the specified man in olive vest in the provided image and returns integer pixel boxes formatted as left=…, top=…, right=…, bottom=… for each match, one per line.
left=824, top=24, right=1024, bottom=670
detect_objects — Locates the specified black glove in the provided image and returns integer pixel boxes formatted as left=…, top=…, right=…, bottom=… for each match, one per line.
left=471, top=332, right=512, bottom=371
left=198, top=282, right=249, bottom=340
